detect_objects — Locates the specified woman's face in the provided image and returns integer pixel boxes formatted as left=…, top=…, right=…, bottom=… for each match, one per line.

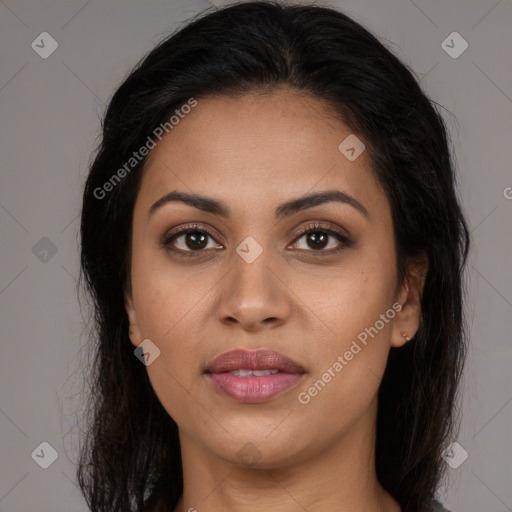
left=125, top=88, right=424, bottom=468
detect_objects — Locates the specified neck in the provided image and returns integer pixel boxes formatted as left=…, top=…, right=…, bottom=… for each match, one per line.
left=172, top=398, right=401, bottom=512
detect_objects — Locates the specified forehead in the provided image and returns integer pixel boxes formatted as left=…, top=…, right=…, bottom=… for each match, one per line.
left=136, top=89, right=386, bottom=219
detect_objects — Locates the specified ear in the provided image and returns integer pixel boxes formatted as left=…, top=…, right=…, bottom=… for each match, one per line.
left=391, top=252, right=429, bottom=348
left=124, top=290, right=143, bottom=348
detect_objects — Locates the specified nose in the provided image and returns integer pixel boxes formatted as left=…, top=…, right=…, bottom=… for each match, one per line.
left=215, top=249, right=292, bottom=332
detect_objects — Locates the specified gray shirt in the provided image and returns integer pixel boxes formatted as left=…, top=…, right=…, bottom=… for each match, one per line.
left=432, top=499, right=452, bottom=511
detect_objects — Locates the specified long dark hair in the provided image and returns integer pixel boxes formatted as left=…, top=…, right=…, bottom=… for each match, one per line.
left=77, top=2, right=470, bottom=511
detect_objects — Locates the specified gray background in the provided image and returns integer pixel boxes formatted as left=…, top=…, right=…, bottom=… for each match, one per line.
left=0, top=0, right=511, bottom=510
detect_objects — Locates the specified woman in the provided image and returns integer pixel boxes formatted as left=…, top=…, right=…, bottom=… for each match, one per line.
left=77, top=2, right=470, bottom=511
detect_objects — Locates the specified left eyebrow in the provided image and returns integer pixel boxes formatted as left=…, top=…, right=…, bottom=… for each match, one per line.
left=148, top=189, right=370, bottom=220
left=275, top=189, right=370, bottom=220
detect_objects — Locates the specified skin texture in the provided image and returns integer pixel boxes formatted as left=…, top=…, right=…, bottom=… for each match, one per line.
left=125, top=88, right=428, bottom=512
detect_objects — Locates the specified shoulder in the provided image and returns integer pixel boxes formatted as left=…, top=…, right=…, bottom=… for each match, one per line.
left=431, top=499, right=452, bottom=512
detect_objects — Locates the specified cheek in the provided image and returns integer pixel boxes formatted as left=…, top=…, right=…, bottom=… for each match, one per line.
left=130, top=241, right=218, bottom=342
left=295, top=303, right=395, bottom=441
left=291, top=239, right=397, bottom=335
left=145, top=359, right=206, bottom=436
left=135, top=284, right=211, bottom=427
left=292, top=242, right=397, bottom=422
left=129, top=262, right=214, bottom=424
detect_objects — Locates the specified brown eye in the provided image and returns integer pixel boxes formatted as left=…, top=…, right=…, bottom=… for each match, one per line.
left=303, top=231, right=329, bottom=250
left=178, top=231, right=209, bottom=250
left=291, top=223, right=351, bottom=253
left=161, top=225, right=223, bottom=255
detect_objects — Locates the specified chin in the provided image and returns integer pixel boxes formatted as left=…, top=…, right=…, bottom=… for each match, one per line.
left=204, top=430, right=314, bottom=470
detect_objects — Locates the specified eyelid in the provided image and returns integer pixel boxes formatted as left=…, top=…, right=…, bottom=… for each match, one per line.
left=160, top=222, right=222, bottom=254
left=293, top=222, right=350, bottom=243
left=160, top=221, right=351, bottom=256
left=162, top=222, right=218, bottom=241
left=288, top=222, right=351, bottom=254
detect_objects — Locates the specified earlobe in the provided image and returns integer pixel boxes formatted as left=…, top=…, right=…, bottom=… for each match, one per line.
left=124, top=291, right=142, bottom=347
left=400, top=331, right=411, bottom=342
left=391, top=252, right=429, bottom=348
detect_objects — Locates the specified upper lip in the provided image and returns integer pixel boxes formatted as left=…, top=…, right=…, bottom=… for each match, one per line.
left=205, top=349, right=306, bottom=374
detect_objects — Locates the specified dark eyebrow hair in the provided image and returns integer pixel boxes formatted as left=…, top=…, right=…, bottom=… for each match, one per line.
left=148, top=189, right=370, bottom=220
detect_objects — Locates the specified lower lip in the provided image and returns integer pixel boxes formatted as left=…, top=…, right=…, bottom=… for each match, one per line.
left=206, top=372, right=304, bottom=403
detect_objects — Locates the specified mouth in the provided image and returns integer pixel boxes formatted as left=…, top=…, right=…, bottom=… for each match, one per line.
left=204, top=349, right=306, bottom=403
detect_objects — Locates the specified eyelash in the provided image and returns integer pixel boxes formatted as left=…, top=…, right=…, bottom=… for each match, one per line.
left=160, top=222, right=351, bottom=258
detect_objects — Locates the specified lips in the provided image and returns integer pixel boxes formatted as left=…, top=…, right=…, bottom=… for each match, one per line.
left=205, top=349, right=305, bottom=374
left=205, top=349, right=306, bottom=403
